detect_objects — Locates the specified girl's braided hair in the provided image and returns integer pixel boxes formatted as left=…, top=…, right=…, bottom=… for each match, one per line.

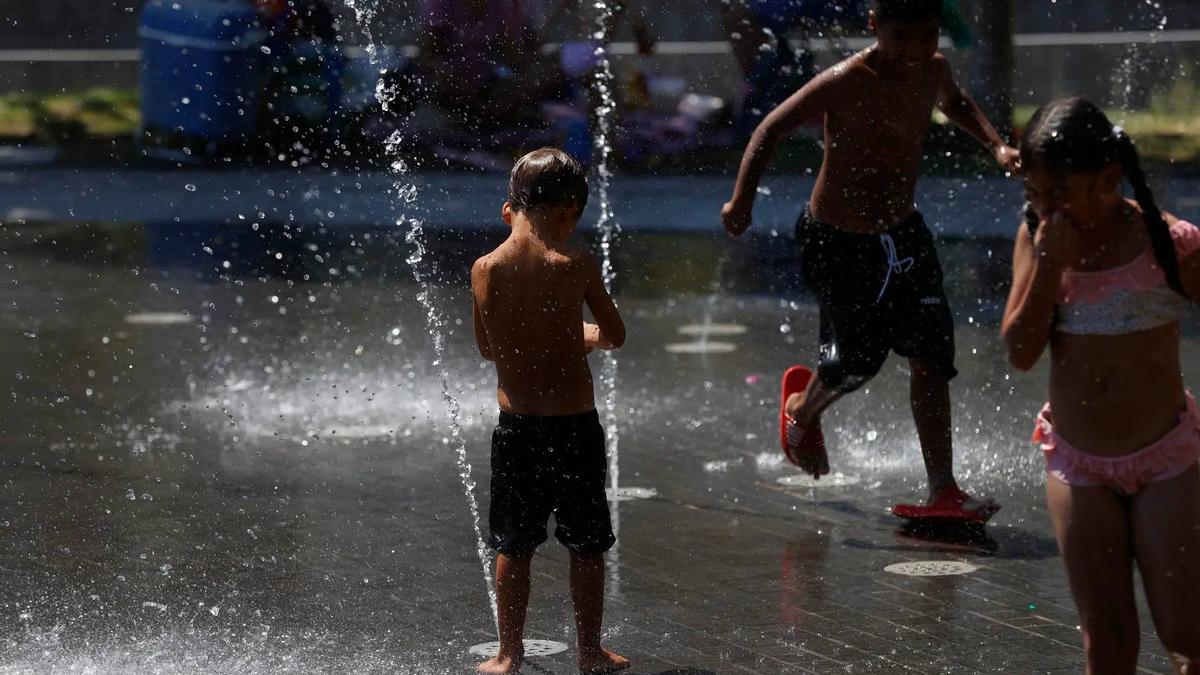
left=1019, top=97, right=1183, bottom=295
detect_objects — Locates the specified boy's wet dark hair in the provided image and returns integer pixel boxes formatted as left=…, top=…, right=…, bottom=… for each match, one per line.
left=873, top=0, right=942, bottom=23
left=508, top=148, right=589, bottom=215
left=1021, top=96, right=1184, bottom=295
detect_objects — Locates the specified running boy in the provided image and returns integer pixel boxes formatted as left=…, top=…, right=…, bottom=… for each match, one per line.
left=472, top=148, right=628, bottom=674
left=721, top=0, right=1016, bottom=520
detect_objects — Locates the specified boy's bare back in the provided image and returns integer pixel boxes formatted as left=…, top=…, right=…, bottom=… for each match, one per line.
left=473, top=229, right=621, bottom=416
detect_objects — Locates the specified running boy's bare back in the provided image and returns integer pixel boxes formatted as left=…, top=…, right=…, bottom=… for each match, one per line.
left=471, top=148, right=628, bottom=675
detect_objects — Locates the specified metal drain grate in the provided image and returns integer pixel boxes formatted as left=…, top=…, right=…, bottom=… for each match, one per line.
left=676, top=323, right=748, bottom=336
left=664, top=341, right=738, bottom=354
left=776, top=472, right=861, bottom=488
left=606, top=487, right=658, bottom=502
left=468, top=640, right=568, bottom=658
left=884, top=560, right=978, bottom=577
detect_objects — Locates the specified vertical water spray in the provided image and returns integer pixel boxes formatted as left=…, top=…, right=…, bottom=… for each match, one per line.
left=341, top=0, right=499, bottom=631
left=697, top=252, right=730, bottom=354
left=1115, top=1, right=1168, bottom=117
left=590, top=0, right=622, bottom=494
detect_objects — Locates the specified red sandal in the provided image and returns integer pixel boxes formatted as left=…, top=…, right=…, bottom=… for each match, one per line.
left=780, top=365, right=826, bottom=467
left=891, top=485, right=1000, bottom=523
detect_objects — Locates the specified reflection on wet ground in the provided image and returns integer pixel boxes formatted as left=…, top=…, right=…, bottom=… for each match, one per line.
left=1, top=216, right=1193, bottom=672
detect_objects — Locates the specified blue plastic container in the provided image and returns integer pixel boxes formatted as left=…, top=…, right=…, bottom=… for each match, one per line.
left=139, top=0, right=266, bottom=143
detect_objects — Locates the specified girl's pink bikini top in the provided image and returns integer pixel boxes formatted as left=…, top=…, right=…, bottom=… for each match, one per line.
left=1055, top=221, right=1200, bottom=335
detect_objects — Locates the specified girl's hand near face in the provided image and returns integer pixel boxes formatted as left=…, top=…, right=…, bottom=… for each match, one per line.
left=1033, top=211, right=1077, bottom=270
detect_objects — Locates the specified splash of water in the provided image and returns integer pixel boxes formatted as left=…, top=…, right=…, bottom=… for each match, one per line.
left=3, top=627, right=451, bottom=674
left=341, top=0, right=499, bottom=631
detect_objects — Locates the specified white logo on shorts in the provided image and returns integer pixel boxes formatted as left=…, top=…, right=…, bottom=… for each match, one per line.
left=920, top=297, right=942, bottom=305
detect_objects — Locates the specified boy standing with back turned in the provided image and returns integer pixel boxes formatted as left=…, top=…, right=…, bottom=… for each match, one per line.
left=472, top=148, right=629, bottom=674
left=722, top=0, right=1017, bottom=520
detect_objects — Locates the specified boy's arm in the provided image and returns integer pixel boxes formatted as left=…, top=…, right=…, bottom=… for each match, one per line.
left=722, top=75, right=831, bottom=237
left=934, top=57, right=1020, bottom=174
left=470, top=261, right=494, bottom=361
left=583, top=256, right=625, bottom=350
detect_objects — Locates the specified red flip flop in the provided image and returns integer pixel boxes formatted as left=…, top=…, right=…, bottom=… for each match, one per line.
left=780, top=365, right=825, bottom=467
left=891, top=486, right=1000, bottom=524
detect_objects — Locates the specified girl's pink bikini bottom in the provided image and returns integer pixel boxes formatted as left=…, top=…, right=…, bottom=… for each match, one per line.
left=1034, top=393, right=1200, bottom=495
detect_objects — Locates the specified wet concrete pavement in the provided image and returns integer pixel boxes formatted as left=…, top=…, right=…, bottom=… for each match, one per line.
left=2, top=196, right=1199, bottom=673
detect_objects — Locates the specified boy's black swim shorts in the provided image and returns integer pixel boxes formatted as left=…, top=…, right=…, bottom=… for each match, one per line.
left=487, top=409, right=615, bottom=555
left=795, top=209, right=957, bottom=392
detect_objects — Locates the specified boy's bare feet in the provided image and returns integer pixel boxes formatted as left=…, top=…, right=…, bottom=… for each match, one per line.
left=785, top=392, right=829, bottom=479
left=477, top=654, right=523, bottom=674
left=578, top=647, right=630, bottom=674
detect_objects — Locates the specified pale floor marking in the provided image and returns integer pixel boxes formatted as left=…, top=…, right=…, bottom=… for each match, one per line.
left=776, top=472, right=862, bottom=488
left=606, top=487, right=657, bottom=502
left=125, top=312, right=193, bottom=325
left=321, top=425, right=393, bottom=439
left=676, top=323, right=748, bottom=337
left=664, top=341, right=737, bottom=354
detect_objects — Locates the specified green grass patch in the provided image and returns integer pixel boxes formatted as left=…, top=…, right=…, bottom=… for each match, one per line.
left=0, top=87, right=141, bottom=142
left=1014, top=74, right=1200, bottom=165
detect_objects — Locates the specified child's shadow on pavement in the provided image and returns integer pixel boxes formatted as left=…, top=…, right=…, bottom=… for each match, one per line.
left=843, top=521, right=1059, bottom=560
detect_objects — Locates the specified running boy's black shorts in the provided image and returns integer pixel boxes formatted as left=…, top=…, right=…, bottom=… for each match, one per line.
left=795, top=209, right=957, bottom=392
left=487, top=410, right=615, bottom=555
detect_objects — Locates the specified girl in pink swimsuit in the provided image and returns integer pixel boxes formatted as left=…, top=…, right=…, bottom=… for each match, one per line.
left=1002, top=97, right=1200, bottom=673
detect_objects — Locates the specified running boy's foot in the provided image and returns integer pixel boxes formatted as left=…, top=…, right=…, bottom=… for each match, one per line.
left=891, top=485, right=1000, bottom=523
left=781, top=366, right=829, bottom=478
left=928, top=487, right=1000, bottom=521
left=785, top=401, right=829, bottom=479
left=578, top=647, right=630, bottom=674
left=477, top=654, right=523, bottom=674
